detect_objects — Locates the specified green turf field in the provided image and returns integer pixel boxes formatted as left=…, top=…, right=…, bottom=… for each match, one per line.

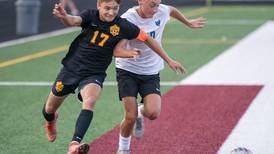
left=0, top=5, right=273, bottom=154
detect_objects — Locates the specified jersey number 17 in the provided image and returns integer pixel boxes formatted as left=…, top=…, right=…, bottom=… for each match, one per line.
left=90, top=31, right=110, bottom=47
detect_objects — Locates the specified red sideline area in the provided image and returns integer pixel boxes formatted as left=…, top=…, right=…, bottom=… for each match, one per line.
left=88, top=85, right=262, bottom=154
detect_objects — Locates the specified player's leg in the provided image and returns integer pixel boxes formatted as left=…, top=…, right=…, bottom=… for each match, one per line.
left=116, top=68, right=139, bottom=153
left=142, top=94, right=161, bottom=120
left=139, top=73, right=161, bottom=119
left=68, top=75, right=104, bottom=154
left=43, top=68, right=78, bottom=142
left=42, top=92, right=66, bottom=142
left=121, top=97, right=138, bottom=136
left=133, top=73, right=161, bottom=138
left=117, top=97, right=138, bottom=154
left=43, top=92, right=66, bottom=114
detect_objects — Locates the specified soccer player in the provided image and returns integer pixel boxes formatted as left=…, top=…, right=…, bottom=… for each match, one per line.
left=115, top=0, right=206, bottom=153
left=42, top=0, right=185, bottom=154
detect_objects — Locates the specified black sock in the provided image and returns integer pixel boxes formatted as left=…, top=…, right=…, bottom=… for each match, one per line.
left=72, top=109, right=93, bottom=143
left=42, top=104, right=55, bottom=122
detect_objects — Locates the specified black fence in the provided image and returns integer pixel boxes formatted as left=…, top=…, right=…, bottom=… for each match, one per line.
left=0, top=0, right=273, bottom=42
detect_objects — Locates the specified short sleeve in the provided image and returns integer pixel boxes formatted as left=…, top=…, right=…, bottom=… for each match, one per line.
left=80, top=9, right=92, bottom=28
left=121, top=12, right=128, bottom=19
left=120, top=19, right=140, bottom=40
left=159, top=4, right=171, bottom=21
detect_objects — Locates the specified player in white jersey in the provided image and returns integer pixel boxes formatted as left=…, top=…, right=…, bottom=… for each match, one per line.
left=115, top=0, right=206, bottom=153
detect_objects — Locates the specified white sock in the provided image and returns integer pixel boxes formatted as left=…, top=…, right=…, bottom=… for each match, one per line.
left=118, top=134, right=131, bottom=150
left=138, top=105, right=144, bottom=118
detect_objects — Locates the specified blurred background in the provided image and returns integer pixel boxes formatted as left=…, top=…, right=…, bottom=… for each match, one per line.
left=1, top=0, right=274, bottom=42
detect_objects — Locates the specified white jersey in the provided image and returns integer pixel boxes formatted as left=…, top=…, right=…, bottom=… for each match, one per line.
left=115, top=4, right=171, bottom=75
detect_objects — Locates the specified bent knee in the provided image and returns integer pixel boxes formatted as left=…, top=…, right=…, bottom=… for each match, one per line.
left=146, top=111, right=160, bottom=120
left=82, top=96, right=97, bottom=109
left=124, top=113, right=137, bottom=125
left=45, top=105, right=56, bottom=113
left=84, top=96, right=97, bottom=104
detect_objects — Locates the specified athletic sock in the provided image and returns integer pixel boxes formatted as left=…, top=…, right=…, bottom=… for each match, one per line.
left=72, top=109, right=93, bottom=143
left=138, top=105, right=144, bottom=118
left=118, top=134, right=131, bottom=150
left=42, top=104, right=55, bottom=122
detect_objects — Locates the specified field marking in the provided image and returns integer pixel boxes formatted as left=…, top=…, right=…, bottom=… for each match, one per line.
left=207, top=19, right=265, bottom=25
left=0, top=45, right=68, bottom=68
left=181, top=21, right=274, bottom=86
left=0, top=7, right=209, bottom=68
left=0, top=81, right=179, bottom=86
left=183, top=7, right=209, bottom=17
left=210, top=6, right=273, bottom=13
left=179, top=21, right=274, bottom=153
left=88, top=85, right=262, bottom=153
left=0, top=81, right=263, bottom=87
left=0, top=8, right=208, bottom=49
left=0, top=27, right=80, bottom=48
left=163, top=38, right=237, bottom=45
left=0, top=6, right=258, bottom=69
left=87, top=20, right=274, bottom=153
left=0, top=7, right=245, bottom=69
left=169, top=19, right=264, bottom=26
left=0, top=37, right=235, bottom=69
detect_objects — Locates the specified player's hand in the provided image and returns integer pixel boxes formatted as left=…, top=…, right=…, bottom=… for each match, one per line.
left=188, top=17, right=207, bottom=28
left=168, top=60, right=186, bottom=75
left=129, top=48, right=141, bottom=60
left=53, top=3, right=67, bottom=19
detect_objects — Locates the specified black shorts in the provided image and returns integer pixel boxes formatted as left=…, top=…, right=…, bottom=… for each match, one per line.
left=116, top=68, right=161, bottom=101
left=52, top=67, right=106, bottom=97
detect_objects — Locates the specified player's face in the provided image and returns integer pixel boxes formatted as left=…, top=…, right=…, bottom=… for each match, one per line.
left=139, top=0, right=161, bottom=18
left=97, top=1, right=119, bottom=22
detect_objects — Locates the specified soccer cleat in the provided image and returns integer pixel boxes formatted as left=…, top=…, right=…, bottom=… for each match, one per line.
left=117, top=150, right=130, bottom=154
left=133, top=105, right=144, bottom=139
left=67, top=141, right=90, bottom=154
left=43, top=112, right=58, bottom=142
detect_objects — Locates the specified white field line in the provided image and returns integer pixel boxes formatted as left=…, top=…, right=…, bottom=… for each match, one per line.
left=0, top=19, right=260, bottom=49
left=0, top=27, right=80, bottom=48
left=207, top=19, right=265, bottom=25
left=218, top=85, right=274, bottom=154
left=179, top=21, right=274, bottom=154
left=0, top=81, right=180, bottom=86
left=180, top=21, right=274, bottom=86
left=169, top=19, right=264, bottom=25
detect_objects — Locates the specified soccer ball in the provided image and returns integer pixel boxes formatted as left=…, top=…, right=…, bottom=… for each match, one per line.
left=230, top=147, right=253, bottom=154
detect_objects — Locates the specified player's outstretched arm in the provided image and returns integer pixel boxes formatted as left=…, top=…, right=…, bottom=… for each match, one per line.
left=145, top=36, right=186, bottom=74
left=52, top=3, right=82, bottom=27
left=169, top=6, right=206, bottom=28
left=113, top=39, right=140, bottom=59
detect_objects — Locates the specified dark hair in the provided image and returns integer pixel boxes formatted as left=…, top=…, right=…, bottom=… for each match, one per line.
left=98, top=0, right=121, bottom=4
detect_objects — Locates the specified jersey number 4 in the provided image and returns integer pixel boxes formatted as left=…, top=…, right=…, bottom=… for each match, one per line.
left=91, top=31, right=110, bottom=47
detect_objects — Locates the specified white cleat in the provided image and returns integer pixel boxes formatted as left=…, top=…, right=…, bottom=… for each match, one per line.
left=133, top=105, right=144, bottom=139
